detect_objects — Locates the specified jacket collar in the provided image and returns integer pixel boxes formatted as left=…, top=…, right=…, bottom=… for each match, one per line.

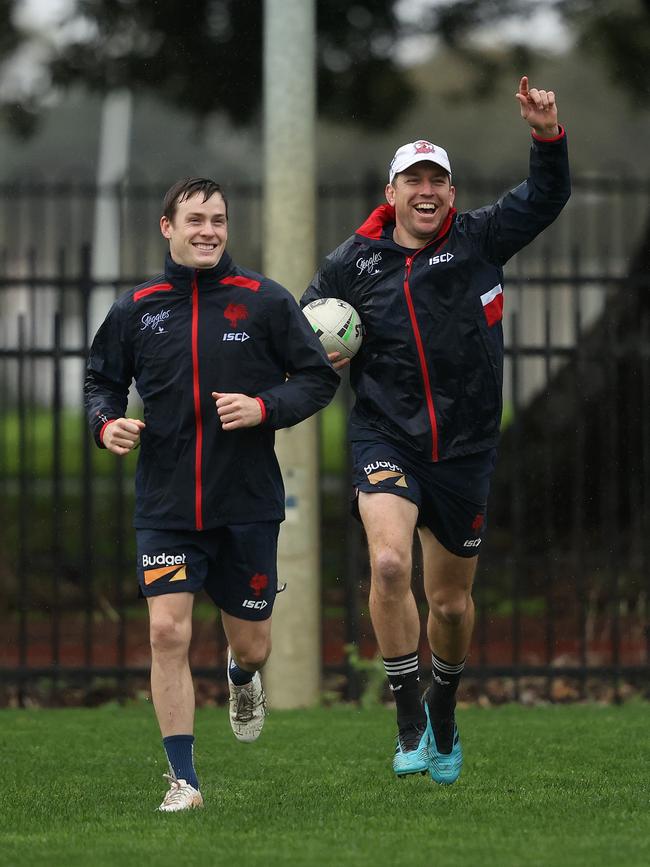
left=164, top=251, right=234, bottom=291
left=355, top=204, right=457, bottom=249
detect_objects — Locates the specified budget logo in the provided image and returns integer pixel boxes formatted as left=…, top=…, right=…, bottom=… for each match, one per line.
left=142, top=552, right=187, bottom=585
left=364, top=460, right=408, bottom=488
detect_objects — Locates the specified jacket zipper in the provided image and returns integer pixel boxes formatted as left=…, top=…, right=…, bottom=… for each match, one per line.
left=191, top=272, right=203, bottom=530
left=402, top=254, right=439, bottom=461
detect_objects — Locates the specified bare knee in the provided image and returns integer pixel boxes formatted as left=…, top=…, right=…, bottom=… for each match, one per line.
left=371, top=548, right=411, bottom=602
left=230, top=637, right=271, bottom=671
left=150, top=614, right=191, bottom=656
left=430, top=592, right=472, bottom=627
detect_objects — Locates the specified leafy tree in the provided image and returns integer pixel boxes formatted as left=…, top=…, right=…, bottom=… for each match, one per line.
left=415, top=0, right=650, bottom=103
left=2, top=0, right=649, bottom=136
left=0, top=0, right=415, bottom=135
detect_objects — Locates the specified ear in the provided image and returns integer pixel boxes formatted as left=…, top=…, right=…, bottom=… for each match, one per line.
left=160, top=215, right=172, bottom=240
left=449, top=185, right=456, bottom=208
left=385, top=182, right=396, bottom=206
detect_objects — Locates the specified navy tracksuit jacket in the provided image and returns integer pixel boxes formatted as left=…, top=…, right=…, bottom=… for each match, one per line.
left=302, top=130, right=571, bottom=461
left=85, top=252, right=339, bottom=530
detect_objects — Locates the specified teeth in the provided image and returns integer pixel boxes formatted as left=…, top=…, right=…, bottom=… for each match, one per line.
left=194, top=243, right=216, bottom=250
left=415, top=203, right=436, bottom=212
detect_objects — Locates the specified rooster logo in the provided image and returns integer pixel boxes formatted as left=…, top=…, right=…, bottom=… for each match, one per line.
left=224, top=303, right=249, bottom=329
left=249, top=573, right=269, bottom=598
left=414, top=140, right=435, bottom=154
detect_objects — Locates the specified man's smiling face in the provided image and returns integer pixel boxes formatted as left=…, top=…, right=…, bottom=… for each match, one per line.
left=385, top=162, right=455, bottom=249
left=160, top=191, right=228, bottom=269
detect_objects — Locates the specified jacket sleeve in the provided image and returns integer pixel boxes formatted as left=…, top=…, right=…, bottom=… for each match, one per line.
left=84, top=300, right=134, bottom=447
left=256, top=286, right=339, bottom=429
left=300, top=252, right=346, bottom=308
left=463, top=128, right=571, bottom=266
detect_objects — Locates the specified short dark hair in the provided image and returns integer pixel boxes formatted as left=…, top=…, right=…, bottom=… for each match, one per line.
left=162, top=177, right=228, bottom=222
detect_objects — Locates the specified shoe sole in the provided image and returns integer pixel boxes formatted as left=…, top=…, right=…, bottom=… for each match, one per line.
left=233, top=732, right=262, bottom=743
left=159, top=796, right=204, bottom=812
left=395, top=769, right=428, bottom=778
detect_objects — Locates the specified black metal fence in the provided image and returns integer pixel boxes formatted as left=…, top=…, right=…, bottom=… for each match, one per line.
left=1, top=176, right=649, bottom=705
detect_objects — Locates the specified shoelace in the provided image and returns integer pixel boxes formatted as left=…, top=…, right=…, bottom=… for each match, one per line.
left=398, top=722, right=426, bottom=753
left=232, top=682, right=265, bottom=723
left=161, top=774, right=193, bottom=807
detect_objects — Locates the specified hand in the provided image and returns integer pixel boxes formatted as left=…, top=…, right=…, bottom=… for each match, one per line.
left=328, top=351, right=350, bottom=372
left=212, top=392, right=262, bottom=430
left=515, top=76, right=559, bottom=138
left=102, top=417, right=145, bottom=455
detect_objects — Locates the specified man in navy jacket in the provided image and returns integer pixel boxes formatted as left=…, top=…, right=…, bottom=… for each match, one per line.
left=302, top=77, right=570, bottom=783
left=86, top=177, right=338, bottom=811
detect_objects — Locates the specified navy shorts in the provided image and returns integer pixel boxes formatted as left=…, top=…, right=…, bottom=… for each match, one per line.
left=136, top=522, right=281, bottom=621
left=351, top=441, right=497, bottom=558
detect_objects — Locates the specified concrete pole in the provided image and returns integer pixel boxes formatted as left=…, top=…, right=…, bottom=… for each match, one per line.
left=262, top=0, right=320, bottom=708
left=92, top=89, right=133, bottom=282
left=66, top=90, right=132, bottom=406
left=90, top=90, right=133, bottom=331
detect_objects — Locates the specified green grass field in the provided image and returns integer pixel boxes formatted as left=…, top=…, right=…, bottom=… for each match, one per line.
left=2, top=702, right=649, bottom=867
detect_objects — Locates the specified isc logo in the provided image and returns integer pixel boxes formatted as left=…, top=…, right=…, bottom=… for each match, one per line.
left=223, top=332, right=250, bottom=342
left=429, top=253, right=454, bottom=266
left=463, top=538, right=482, bottom=548
left=242, top=599, right=268, bottom=609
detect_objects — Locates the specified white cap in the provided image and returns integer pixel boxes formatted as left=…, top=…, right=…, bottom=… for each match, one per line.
left=388, top=140, right=452, bottom=184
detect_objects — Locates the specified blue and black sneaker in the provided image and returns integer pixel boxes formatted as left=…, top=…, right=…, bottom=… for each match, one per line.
left=392, top=720, right=430, bottom=776
left=423, top=694, right=463, bottom=785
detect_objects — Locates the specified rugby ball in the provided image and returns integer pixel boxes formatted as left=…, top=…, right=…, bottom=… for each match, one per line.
left=303, top=298, right=363, bottom=359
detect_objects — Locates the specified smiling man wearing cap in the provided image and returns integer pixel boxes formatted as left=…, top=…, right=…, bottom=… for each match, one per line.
left=302, top=77, right=570, bottom=784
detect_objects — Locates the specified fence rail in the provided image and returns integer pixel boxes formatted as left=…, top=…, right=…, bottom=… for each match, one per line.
left=1, top=176, right=649, bottom=705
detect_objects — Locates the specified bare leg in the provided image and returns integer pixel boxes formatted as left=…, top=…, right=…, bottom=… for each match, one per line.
left=147, top=592, right=195, bottom=737
left=221, top=612, right=272, bottom=742
left=221, top=613, right=273, bottom=671
left=358, top=492, right=420, bottom=657
left=418, top=527, right=477, bottom=665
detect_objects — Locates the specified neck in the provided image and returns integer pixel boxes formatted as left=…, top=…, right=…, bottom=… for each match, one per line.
left=392, top=226, right=431, bottom=250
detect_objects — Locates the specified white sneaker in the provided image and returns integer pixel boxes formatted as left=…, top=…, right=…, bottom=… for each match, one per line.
left=227, top=647, right=267, bottom=743
left=158, top=774, right=203, bottom=812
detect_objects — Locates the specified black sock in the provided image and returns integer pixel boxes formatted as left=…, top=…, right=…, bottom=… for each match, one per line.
left=383, top=652, right=425, bottom=730
left=426, top=654, right=465, bottom=754
left=428, top=652, right=465, bottom=720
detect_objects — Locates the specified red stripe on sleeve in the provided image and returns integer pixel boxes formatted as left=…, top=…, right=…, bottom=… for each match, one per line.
left=220, top=275, right=261, bottom=292
left=99, top=419, right=116, bottom=445
left=531, top=125, right=565, bottom=143
left=133, top=282, right=173, bottom=302
left=255, top=397, right=267, bottom=424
